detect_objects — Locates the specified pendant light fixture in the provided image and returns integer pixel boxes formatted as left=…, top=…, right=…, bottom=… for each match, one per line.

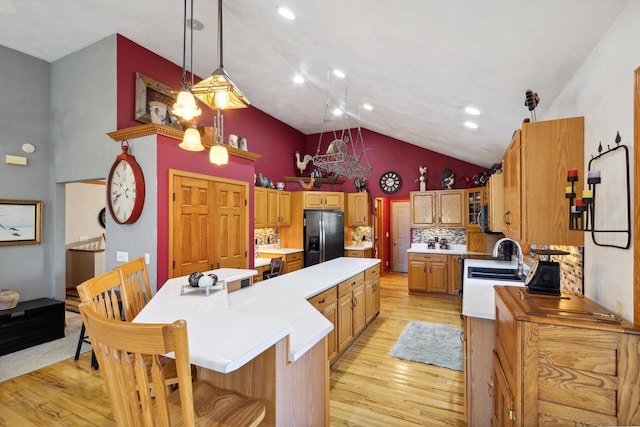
left=173, top=0, right=202, bottom=122
left=190, top=0, right=250, bottom=110
left=175, top=0, right=204, bottom=152
left=208, top=111, right=228, bottom=165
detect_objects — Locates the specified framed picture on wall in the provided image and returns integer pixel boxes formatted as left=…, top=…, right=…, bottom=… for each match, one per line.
left=134, top=72, right=183, bottom=128
left=0, top=199, right=42, bottom=246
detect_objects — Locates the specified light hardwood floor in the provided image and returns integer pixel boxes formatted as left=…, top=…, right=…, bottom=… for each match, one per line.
left=0, top=271, right=465, bottom=426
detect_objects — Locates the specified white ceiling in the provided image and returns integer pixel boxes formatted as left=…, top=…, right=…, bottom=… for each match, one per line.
left=0, top=0, right=630, bottom=167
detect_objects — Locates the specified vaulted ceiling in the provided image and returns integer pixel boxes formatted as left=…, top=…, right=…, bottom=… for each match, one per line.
left=0, top=0, right=630, bottom=167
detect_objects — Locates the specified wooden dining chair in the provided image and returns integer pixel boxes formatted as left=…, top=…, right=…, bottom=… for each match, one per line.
left=79, top=302, right=266, bottom=427
left=115, top=257, right=153, bottom=322
left=76, top=269, right=182, bottom=389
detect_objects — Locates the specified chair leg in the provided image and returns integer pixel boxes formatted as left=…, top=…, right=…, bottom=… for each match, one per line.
left=75, top=323, right=86, bottom=361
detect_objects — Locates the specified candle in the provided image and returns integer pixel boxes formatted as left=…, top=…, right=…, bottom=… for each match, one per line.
left=565, top=186, right=573, bottom=194
left=582, top=189, right=593, bottom=199
left=567, top=169, right=578, bottom=178
left=575, top=198, right=585, bottom=206
left=571, top=206, right=578, bottom=214
left=587, top=170, right=601, bottom=179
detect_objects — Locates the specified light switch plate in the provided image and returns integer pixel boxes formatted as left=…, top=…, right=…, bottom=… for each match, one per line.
left=145, top=253, right=150, bottom=265
left=116, top=251, right=129, bottom=262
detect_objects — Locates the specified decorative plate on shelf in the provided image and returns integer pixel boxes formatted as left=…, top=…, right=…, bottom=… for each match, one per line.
left=379, top=171, right=402, bottom=194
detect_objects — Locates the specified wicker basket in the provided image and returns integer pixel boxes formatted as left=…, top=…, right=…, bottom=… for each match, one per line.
left=0, top=289, right=20, bottom=310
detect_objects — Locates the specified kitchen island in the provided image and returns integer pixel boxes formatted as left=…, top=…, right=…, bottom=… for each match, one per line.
left=134, top=257, right=380, bottom=426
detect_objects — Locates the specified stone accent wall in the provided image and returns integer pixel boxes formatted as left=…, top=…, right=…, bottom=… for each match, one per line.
left=412, top=228, right=466, bottom=245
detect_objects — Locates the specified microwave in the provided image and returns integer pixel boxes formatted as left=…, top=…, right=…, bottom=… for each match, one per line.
left=478, top=205, right=501, bottom=234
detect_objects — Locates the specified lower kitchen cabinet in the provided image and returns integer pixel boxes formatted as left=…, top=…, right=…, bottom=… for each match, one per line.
left=408, top=253, right=450, bottom=294
left=492, top=286, right=640, bottom=426
left=344, top=248, right=373, bottom=258
left=307, top=287, right=338, bottom=363
left=464, top=316, right=495, bottom=427
left=308, top=266, right=380, bottom=364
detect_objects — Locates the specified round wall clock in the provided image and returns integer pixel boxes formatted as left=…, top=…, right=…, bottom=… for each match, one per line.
left=107, top=141, right=145, bottom=225
left=380, top=171, right=402, bottom=194
left=98, top=207, right=106, bottom=228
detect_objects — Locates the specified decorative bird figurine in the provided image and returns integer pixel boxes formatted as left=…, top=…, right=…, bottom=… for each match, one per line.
left=298, top=177, right=316, bottom=190
left=257, top=173, right=270, bottom=188
left=295, top=152, right=314, bottom=176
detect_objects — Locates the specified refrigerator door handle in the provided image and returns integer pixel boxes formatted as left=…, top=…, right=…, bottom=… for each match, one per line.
left=319, top=219, right=325, bottom=262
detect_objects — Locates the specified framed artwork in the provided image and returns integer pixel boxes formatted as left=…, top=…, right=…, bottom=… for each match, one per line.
left=134, top=72, right=182, bottom=128
left=0, top=199, right=42, bottom=246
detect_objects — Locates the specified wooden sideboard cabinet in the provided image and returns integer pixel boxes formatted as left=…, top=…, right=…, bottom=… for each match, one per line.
left=492, top=286, right=640, bottom=426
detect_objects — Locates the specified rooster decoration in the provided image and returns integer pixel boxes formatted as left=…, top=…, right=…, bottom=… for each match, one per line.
left=295, top=152, right=314, bottom=176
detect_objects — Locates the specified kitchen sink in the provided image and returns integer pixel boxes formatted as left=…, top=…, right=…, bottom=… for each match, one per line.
left=467, top=266, right=526, bottom=282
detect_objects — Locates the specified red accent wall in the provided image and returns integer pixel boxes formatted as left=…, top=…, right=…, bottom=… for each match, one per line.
left=304, top=128, right=487, bottom=196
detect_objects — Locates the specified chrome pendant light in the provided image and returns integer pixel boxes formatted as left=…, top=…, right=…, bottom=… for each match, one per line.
left=191, top=0, right=250, bottom=110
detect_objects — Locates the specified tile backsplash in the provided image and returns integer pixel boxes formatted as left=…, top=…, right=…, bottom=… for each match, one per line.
left=412, top=228, right=466, bottom=245
left=547, top=245, right=583, bottom=294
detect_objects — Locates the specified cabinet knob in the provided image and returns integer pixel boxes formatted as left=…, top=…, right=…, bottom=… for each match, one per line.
left=318, top=298, right=325, bottom=304
left=487, top=380, right=494, bottom=397
left=503, top=210, right=511, bottom=226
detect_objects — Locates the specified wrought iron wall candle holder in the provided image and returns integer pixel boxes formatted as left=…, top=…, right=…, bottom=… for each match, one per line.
left=566, top=131, right=630, bottom=249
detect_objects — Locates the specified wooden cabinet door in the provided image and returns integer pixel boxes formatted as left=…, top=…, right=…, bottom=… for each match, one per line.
left=303, top=192, right=325, bottom=209
left=408, top=260, right=427, bottom=291
left=278, top=191, right=291, bottom=226
left=254, top=187, right=268, bottom=229
left=352, top=282, right=366, bottom=336
left=213, top=181, right=247, bottom=269
left=266, top=189, right=279, bottom=227
left=365, top=278, right=375, bottom=324
left=323, top=299, right=338, bottom=363
left=466, top=188, right=484, bottom=228
left=492, top=352, right=516, bottom=427
left=172, top=175, right=215, bottom=277
left=448, top=255, right=462, bottom=294
left=502, top=131, right=521, bottom=240
left=410, top=192, right=436, bottom=227
left=487, top=173, right=504, bottom=233
left=337, top=292, right=354, bottom=353
left=426, top=261, right=449, bottom=293
left=438, top=190, right=465, bottom=228
left=347, top=192, right=369, bottom=226
left=466, top=228, right=486, bottom=253
left=323, top=192, right=343, bottom=210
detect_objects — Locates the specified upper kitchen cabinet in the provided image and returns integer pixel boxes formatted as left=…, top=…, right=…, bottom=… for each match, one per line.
left=502, top=117, right=584, bottom=247
left=254, top=188, right=291, bottom=228
left=303, top=191, right=344, bottom=210
left=346, top=192, right=370, bottom=226
left=466, top=187, right=486, bottom=229
left=411, top=190, right=465, bottom=228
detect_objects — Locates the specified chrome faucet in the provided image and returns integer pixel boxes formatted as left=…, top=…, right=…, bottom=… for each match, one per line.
left=492, top=237, right=524, bottom=276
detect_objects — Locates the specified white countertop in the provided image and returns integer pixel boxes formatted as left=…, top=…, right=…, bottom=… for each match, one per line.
left=344, top=242, right=373, bottom=251
left=258, top=245, right=304, bottom=255
left=134, top=257, right=380, bottom=374
left=254, top=257, right=271, bottom=268
left=407, top=243, right=489, bottom=255
left=462, top=258, right=528, bottom=320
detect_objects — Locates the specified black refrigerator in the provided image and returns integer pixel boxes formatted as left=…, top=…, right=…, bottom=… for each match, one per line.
left=303, top=210, right=345, bottom=266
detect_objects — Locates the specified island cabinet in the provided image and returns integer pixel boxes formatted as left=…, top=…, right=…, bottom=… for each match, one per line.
left=346, top=192, right=370, bottom=226
left=364, top=264, right=380, bottom=324
left=254, top=188, right=290, bottom=228
left=492, top=286, right=640, bottom=426
left=337, top=272, right=366, bottom=352
left=302, top=191, right=343, bottom=210
left=501, top=117, right=584, bottom=247
left=307, top=287, right=338, bottom=363
left=410, top=190, right=465, bottom=228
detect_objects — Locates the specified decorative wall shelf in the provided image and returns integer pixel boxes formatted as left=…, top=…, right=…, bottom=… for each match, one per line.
left=283, top=176, right=346, bottom=185
left=107, top=124, right=262, bottom=162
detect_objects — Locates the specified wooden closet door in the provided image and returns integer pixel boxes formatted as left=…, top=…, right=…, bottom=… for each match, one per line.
left=172, top=175, right=215, bottom=277
left=213, top=181, right=247, bottom=269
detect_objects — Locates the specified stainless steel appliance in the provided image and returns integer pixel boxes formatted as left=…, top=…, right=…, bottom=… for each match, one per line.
left=304, top=210, right=344, bottom=266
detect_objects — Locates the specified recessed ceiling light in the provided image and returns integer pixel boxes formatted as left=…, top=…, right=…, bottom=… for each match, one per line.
left=465, top=106, right=480, bottom=115
left=464, top=121, right=478, bottom=129
left=333, top=108, right=343, bottom=116
left=187, top=19, right=204, bottom=31
left=293, top=74, right=304, bottom=84
left=362, top=103, right=373, bottom=111
left=277, top=6, right=296, bottom=20
left=333, top=69, right=346, bottom=79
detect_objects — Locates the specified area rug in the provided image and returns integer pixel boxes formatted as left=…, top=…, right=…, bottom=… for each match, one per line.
left=0, top=311, right=91, bottom=382
left=389, top=321, right=463, bottom=371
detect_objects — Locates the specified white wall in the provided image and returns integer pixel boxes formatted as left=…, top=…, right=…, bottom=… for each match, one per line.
left=65, top=182, right=106, bottom=244
left=543, top=2, right=639, bottom=322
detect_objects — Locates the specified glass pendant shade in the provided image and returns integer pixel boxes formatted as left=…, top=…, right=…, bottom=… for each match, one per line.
left=172, top=88, right=202, bottom=120
left=209, top=144, right=229, bottom=165
left=179, top=127, right=205, bottom=151
left=192, top=68, right=250, bottom=110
